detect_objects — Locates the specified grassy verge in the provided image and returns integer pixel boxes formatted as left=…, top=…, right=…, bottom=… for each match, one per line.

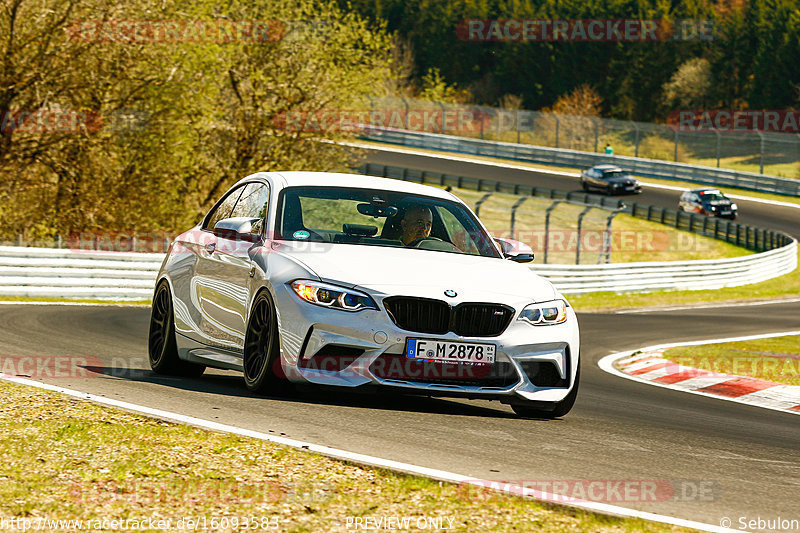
left=0, top=381, right=695, bottom=533
left=451, top=187, right=749, bottom=264
left=662, top=335, right=800, bottom=387
left=566, top=250, right=800, bottom=312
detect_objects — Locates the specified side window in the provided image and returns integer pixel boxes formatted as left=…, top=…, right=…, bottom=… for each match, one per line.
left=203, top=185, right=245, bottom=231
left=230, top=183, right=270, bottom=234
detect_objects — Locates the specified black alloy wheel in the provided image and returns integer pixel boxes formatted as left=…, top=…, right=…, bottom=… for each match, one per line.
left=148, top=280, right=205, bottom=376
left=243, top=290, right=290, bottom=394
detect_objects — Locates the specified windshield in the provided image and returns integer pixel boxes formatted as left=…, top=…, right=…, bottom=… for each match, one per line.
left=698, top=191, right=728, bottom=202
left=276, top=186, right=501, bottom=258
left=601, top=170, right=627, bottom=179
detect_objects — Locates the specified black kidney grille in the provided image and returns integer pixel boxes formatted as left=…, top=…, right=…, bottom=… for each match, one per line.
left=383, top=297, right=514, bottom=337
left=453, top=304, right=514, bottom=337
left=383, top=297, right=450, bottom=334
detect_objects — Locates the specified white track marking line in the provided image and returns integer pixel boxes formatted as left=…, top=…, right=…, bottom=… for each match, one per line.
left=598, top=330, right=800, bottom=416
left=0, top=373, right=734, bottom=533
left=350, top=141, right=800, bottom=209
left=616, top=298, right=800, bottom=314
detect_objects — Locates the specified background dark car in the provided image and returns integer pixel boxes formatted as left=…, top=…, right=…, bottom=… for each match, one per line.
left=679, top=188, right=738, bottom=220
left=580, top=165, right=642, bottom=195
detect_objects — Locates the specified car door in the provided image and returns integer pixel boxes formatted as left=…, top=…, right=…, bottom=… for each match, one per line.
left=195, top=182, right=270, bottom=354
left=171, top=184, right=246, bottom=348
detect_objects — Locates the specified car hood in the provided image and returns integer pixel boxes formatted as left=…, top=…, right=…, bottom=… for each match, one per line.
left=605, top=176, right=637, bottom=185
left=271, top=241, right=557, bottom=302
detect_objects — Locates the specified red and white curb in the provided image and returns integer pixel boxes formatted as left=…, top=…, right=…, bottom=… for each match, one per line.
left=599, top=331, right=800, bottom=415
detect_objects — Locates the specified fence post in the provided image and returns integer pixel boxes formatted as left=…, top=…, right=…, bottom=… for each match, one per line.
left=575, top=205, right=593, bottom=264
left=543, top=200, right=562, bottom=264
left=674, top=129, right=679, bottom=161
left=715, top=131, right=721, bottom=168
left=474, top=193, right=492, bottom=217
left=402, top=97, right=409, bottom=130
left=591, top=117, right=599, bottom=153
left=602, top=209, right=623, bottom=264
left=509, top=197, right=529, bottom=240
left=757, top=131, right=765, bottom=174
left=554, top=115, right=559, bottom=148
left=632, top=121, right=640, bottom=157
left=516, top=110, right=521, bottom=144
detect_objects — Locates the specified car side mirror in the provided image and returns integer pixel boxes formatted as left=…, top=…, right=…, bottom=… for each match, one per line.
left=213, top=217, right=262, bottom=241
left=495, top=238, right=534, bottom=263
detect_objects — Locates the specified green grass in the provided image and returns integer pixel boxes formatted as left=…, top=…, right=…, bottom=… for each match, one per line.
left=0, top=381, right=696, bottom=532
left=451, top=187, right=750, bottom=264
left=662, top=335, right=800, bottom=386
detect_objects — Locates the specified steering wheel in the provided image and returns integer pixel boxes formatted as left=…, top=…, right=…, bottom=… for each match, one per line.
left=407, top=236, right=443, bottom=247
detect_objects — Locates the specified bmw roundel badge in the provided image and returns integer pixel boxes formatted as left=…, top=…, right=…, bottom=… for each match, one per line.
left=444, top=289, right=457, bottom=298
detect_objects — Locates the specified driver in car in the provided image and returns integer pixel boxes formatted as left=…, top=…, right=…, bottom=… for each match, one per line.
left=398, top=205, right=433, bottom=246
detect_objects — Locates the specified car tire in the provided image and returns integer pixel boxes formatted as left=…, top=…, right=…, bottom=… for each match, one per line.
left=243, top=289, right=290, bottom=395
left=606, top=185, right=614, bottom=195
left=149, top=280, right=205, bottom=377
left=581, top=181, right=589, bottom=192
left=511, top=361, right=580, bottom=419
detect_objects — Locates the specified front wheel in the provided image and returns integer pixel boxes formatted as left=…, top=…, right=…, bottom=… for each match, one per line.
left=243, top=290, right=290, bottom=395
left=511, top=362, right=580, bottom=419
left=148, top=280, right=205, bottom=377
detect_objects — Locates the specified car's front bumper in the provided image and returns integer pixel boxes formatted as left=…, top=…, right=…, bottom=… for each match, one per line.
left=272, top=282, right=580, bottom=404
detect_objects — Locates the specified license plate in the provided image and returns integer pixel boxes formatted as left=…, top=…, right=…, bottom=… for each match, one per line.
left=720, top=211, right=731, bottom=215
left=405, top=338, right=495, bottom=364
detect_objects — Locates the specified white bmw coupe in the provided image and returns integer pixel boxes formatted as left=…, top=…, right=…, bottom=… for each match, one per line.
left=148, top=171, right=580, bottom=418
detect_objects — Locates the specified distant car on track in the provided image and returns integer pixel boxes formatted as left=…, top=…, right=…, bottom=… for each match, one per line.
left=580, top=164, right=642, bottom=195
left=148, top=171, right=580, bottom=418
left=679, top=188, right=738, bottom=220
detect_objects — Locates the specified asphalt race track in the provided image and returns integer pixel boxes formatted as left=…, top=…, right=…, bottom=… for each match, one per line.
left=3, top=149, right=799, bottom=529
left=3, top=302, right=799, bottom=527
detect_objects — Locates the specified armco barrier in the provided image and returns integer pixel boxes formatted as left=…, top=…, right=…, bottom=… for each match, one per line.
left=0, top=232, right=795, bottom=301
left=360, top=126, right=800, bottom=197
left=0, top=246, right=162, bottom=300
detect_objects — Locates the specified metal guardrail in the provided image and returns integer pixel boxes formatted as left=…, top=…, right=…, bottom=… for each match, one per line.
left=1, top=239, right=795, bottom=298
left=361, top=127, right=800, bottom=197
left=0, top=246, right=161, bottom=299
left=0, top=163, right=795, bottom=298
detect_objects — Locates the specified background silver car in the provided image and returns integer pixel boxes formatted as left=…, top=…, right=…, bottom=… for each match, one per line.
left=148, top=171, right=581, bottom=418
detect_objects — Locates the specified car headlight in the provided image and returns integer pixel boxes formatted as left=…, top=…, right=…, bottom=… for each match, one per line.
left=290, top=280, right=377, bottom=312
left=730, top=203, right=738, bottom=210
left=518, top=299, right=568, bottom=325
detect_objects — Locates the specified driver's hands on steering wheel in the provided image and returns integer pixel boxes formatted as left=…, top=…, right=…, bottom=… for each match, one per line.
left=406, top=236, right=443, bottom=247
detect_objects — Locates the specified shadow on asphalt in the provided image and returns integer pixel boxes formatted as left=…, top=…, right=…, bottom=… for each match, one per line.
left=79, top=363, right=560, bottom=420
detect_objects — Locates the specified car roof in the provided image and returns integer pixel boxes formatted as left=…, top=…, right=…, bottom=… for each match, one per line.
left=240, top=171, right=457, bottom=200
left=691, top=188, right=723, bottom=194
left=592, top=165, right=623, bottom=171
